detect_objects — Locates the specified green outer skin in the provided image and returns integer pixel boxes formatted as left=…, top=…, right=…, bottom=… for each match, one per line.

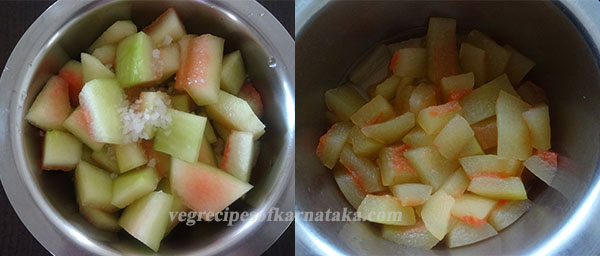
left=154, top=109, right=206, bottom=163
left=63, top=107, right=104, bottom=152
left=43, top=130, right=82, bottom=170
left=119, top=191, right=173, bottom=252
left=116, top=31, right=156, bottom=88
left=115, top=142, right=148, bottom=173
left=75, top=161, right=115, bottom=212
left=79, top=79, right=126, bottom=144
left=220, top=50, right=246, bottom=95
left=112, top=167, right=159, bottom=208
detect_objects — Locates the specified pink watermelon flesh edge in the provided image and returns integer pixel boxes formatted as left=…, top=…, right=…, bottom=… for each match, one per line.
left=170, top=157, right=252, bottom=217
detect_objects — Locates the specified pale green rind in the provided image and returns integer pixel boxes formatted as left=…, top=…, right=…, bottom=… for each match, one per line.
left=88, top=20, right=137, bottom=53
left=63, top=107, right=104, bottom=152
left=488, top=199, right=532, bottom=231
left=112, top=167, right=159, bottom=208
left=80, top=206, right=121, bottom=232
left=165, top=194, right=188, bottom=235
left=144, top=8, right=187, bottom=48
left=91, top=44, right=116, bottom=65
left=468, top=177, right=528, bottom=200
left=459, top=74, right=518, bottom=124
left=445, top=221, right=498, bottom=248
left=198, top=136, right=217, bottom=166
left=357, top=194, right=416, bottom=226
left=154, top=109, right=206, bottom=163
left=79, top=79, right=126, bottom=144
left=75, top=161, right=115, bottom=212
left=25, top=76, right=72, bottom=131
left=180, top=34, right=224, bottom=106
left=138, top=92, right=171, bottom=139
left=115, top=142, right=148, bottom=173
left=221, top=131, right=253, bottom=182
left=43, top=130, right=82, bottom=170
left=119, top=191, right=173, bottom=252
left=81, top=53, right=115, bottom=83
left=220, top=50, right=246, bottom=95
left=156, top=179, right=189, bottom=235
left=156, top=43, right=180, bottom=82
left=382, top=222, right=440, bottom=249
left=91, top=145, right=120, bottom=173
left=170, top=157, right=253, bottom=214
left=116, top=31, right=156, bottom=88
left=204, top=121, right=218, bottom=144
left=206, top=90, right=265, bottom=139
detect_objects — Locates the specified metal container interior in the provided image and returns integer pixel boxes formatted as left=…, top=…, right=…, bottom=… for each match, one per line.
left=0, top=0, right=294, bottom=255
left=296, top=1, right=600, bottom=255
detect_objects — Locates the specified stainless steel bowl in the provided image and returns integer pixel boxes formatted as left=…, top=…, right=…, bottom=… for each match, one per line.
left=0, top=0, right=294, bottom=255
left=296, top=0, right=600, bottom=255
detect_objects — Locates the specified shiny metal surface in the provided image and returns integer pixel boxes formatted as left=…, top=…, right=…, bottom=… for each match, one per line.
left=296, top=0, right=600, bottom=255
left=0, top=0, right=294, bottom=255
